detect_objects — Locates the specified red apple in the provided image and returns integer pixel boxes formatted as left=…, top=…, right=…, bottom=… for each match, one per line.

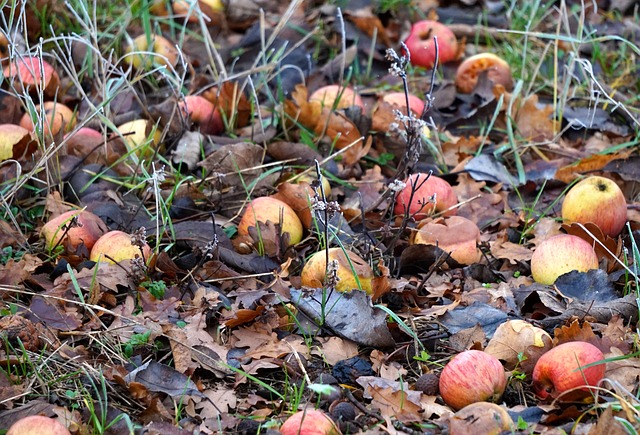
left=179, top=95, right=224, bottom=134
left=532, top=341, right=605, bottom=400
left=381, top=92, right=425, bottom=116
left=237, top=197, right=303, bottom=246
left=90, top=230, right=152, bottom=264
left=301, top=247, right=373, bottom=294
left=3, top=56, right=60, bottom=97
left=455, top=53, right=514, bottom=94
left=411, top=216, right=481, bottom=265
left=561, top=176, right=627, bottom=238
left=394, top=173, right=457, bottom=219
left=7, top=415, right=71, bottom=435
left=309, top=85, right=365, bottom=110
left=439, top=350, right=507, bottom=411
left=530, top=234, right=599, bottom=285
left=280, top=409, right=340, bottom=435
left=20, top=102, right=76, bottom=137
left=404, top=20, right=458, bottom=69
left=41, top=210, right=108, bottom=252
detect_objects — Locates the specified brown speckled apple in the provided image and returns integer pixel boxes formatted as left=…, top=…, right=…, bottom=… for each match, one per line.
left=530, top=234, right=599, bottom=285
left=7, top=415, right=71, bottom=435
left=561, top=176, right=627, bottom=238
left=394, top=173, right=457, bottom=219
left=532, top=341, right=605, bottom=400
left=237, top=197, right=303, bottom=246
left=455, top=53, right=514, bottom=93
left=280, top=409, right=340, bottom=435
left=439, top=350, right=507, bottom=410
left=404, top=20, right=458, bottom=69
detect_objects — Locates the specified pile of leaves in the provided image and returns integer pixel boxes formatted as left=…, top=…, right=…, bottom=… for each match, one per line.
left=0, top=0, right=639, bottom=433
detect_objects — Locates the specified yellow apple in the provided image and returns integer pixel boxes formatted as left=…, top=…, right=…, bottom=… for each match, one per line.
left=301, top=247, right=373, bottom=294
left=561, top=176, right=627, bottom=238
left=237, top=196, right=303, bottom=246
left=90, top=230, right=152, bottom=264
left=530, top=234, right=599, bottom=285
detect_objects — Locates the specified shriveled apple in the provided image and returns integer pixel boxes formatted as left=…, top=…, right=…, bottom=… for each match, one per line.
left=7, top=415, right=71, bottom=435
left=530, top=234, right=599, bottom=285
left=411, top=215, right=481, bottom=265
left=90, top=230, right=152, bottom=264
left=455, top=53, right=514, bottom=94
left=280, top=409, right=340, bottom=435
left=404, top=20, right=458, bottom=69
left=532, top=341, right=605, bottom=400
left=561, top=175, right=627, bottom=238
left=439, top=350, right=506, bottom=410
left=178, top=95, right=224, bottom=135
left=124, top=34, right=178, bottom=69
left=237, top=196, right=303, bottom=246
left=41, top=209, right=108, bottom=252
left=20, top=102, right=76, bottom=137
left=301, top=247, right=373, bottom=294
left=394, top=173, right=458, bottom=219
left=3, top=56, right=60, bottom=97
left=309, top=85, right=364, bottom=110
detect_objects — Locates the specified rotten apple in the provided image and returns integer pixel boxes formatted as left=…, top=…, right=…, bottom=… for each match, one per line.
left=404, top=20, right=458, bottom=69
left=532, top=341, right=605, bottom=400
left=439, top=350, right=507, bottom=410
left=455, top=52, right=514, bottom=93
left=530, top=234, right=599, bottom=285
left=394, top=173, right=458, bottom=219
left=561, top=175, right=627, bottom=238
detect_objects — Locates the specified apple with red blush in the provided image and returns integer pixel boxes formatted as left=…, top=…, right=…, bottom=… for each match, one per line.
left=394, top=173, right=457, bottom=219
left=404, top=20, right=458, bottom=69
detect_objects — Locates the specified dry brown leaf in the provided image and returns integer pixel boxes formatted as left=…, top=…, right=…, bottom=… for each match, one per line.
left=313, top=336, right=359, bottom=366
left=555, top=151, right=632, bottom=184
left=490, top=233, right=533, bottom=263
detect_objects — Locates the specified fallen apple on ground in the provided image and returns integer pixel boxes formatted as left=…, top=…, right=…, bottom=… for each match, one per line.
left=530, top=234, right=599, bottom=285
left=439, top=350, right=507, bottom=410
left=7, top=415, right=71, bottom=435
left=41, top=209, right=108, bottom=252
left=380, top=92, right=425, bottom=116
left=309, top=85, right=364, bottom=110
left=20, top=102, right=76, bottom=137
left=404, top=20, right=458, bottom=69
left=179, top=95, right=224, bottom=135
left=237, top=196, right=304, bottom=246
left=532, top=341, right=605, bottom=399
left=3, top=56, right=60, bottom=97
left=455, top=52, right=514, bottom=93
left=411, top=215, right=481, bottom=265
left=90, top=230, right=152, bottom=264
left=301, top=247, right=373, bottom=294
left=280, top=409, right=340, bottom=435
left=394, top=173, right=458, bottom=219
left=124, top=34, right=178, bottom=69
left=561, top=175, right=627, bottom=238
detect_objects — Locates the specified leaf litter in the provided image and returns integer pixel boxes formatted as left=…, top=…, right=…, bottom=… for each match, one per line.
left=0, top=0, right=639, bottom=433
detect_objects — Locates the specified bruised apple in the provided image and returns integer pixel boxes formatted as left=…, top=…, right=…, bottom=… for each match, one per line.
left=7, top=415, right=71, bottom=435
left=280, top=409, right=340, bottom=435
left=309, top=85, right=364, bottom=110
left=455, top=53, right=514, bottom=94
left=439, top=350, right=507, bottom=410
left=90, top=230, right=152, bottom=264
left=394, top=173, right=457, bottom=219
left=530, top=234, right=599, bottom=285
left=301, top=247, right=373, bottom=294
left=411, top=216, right=481, bottom=265
left=561, top=176, right=627, bottom=238
left=404, top=20, right=458, bottom=69
left=41, top=210, right=108, bottom=252
left=237, top=197, right=303, bottom=246
left=532, top=341, right=605, bottom=400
